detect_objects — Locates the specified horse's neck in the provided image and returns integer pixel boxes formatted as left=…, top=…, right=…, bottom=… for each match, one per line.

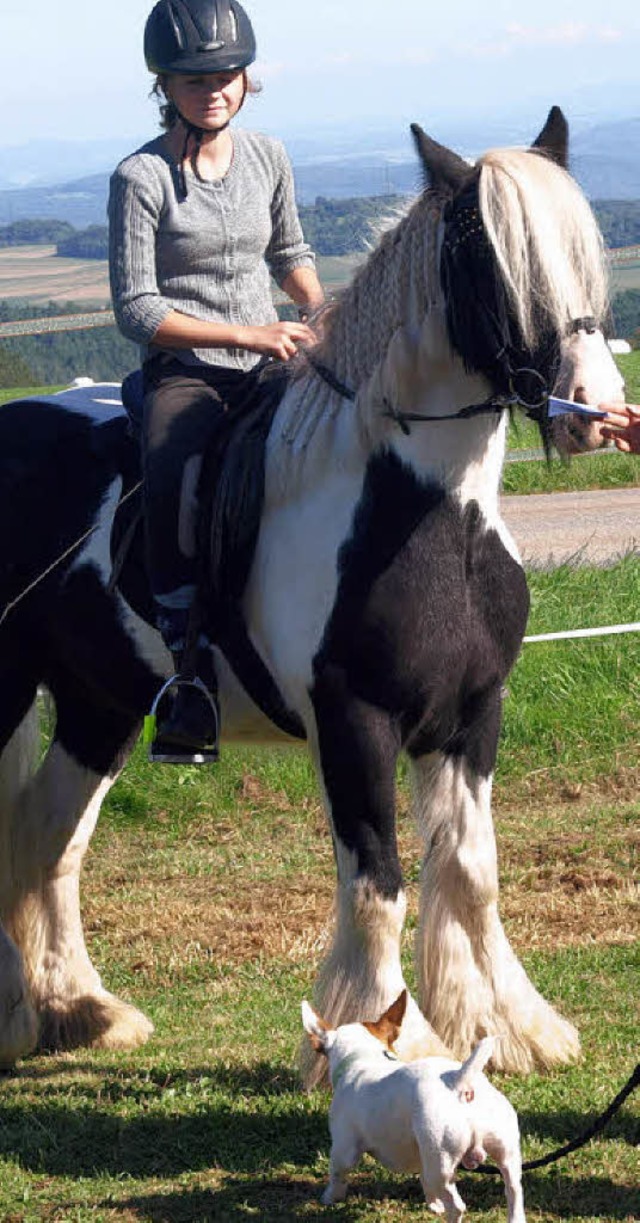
left=271, top=194, right=509, bottom=514
left=358, top=307, right=509, bottom=512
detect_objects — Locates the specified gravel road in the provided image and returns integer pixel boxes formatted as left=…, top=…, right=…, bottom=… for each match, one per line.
left=501, top=487, right=639, bottom=567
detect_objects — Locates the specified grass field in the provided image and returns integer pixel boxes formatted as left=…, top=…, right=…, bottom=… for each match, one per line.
left=0, top=556, right=638, bottom=1221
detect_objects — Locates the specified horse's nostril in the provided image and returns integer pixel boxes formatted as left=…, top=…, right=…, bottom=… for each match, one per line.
left=573, top=386, right=588, bottom=405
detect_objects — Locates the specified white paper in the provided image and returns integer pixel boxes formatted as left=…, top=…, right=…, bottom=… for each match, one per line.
left=547, top=396, right=606, bottom=419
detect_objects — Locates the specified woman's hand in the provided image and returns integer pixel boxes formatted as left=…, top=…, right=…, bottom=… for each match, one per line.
left=600, top=403, right=640, bottom=454
left=241, top=321, right=316, bottom=361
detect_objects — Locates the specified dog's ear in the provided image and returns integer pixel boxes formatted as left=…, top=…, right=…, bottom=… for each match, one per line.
left=365, top=989, right=408, bottom=1050
left=384, top=990, right=408, bottom=1030
left=301, top=1000, right=332, bottom=1054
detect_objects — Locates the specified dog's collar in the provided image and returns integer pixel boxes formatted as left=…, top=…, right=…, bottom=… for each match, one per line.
left=331, top=1047, right=399, bottom=1088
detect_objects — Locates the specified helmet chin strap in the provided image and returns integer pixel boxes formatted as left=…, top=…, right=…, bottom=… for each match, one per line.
left=175, top=77, right=246, bottom=198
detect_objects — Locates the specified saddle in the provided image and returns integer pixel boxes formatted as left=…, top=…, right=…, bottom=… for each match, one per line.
left=117, top=362, right=306, bottom=741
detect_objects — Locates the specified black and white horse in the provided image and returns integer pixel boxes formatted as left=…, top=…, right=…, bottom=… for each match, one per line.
left=0, top=110, right=625, bottom=1081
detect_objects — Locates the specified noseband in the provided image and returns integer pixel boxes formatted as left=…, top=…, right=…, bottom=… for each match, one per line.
left=305, top=316, right=597, bottom=437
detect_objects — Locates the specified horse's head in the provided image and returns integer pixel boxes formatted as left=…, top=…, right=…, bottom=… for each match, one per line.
left=410, top=107, right=624, bottom=458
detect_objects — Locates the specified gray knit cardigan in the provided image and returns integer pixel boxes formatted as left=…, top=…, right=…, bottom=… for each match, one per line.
left=108, top=129, right=315, bottom=370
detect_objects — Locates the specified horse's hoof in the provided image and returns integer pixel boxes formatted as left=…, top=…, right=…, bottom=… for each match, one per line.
left=0, top=991, right=39, bottom=1068
left=37, top=993, right=153, bottom=1053
left=488, top=1010, right=580, bottom=1075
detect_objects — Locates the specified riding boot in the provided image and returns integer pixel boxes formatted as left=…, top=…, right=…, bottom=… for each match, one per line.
left=150, top=601, right=221, bottom=763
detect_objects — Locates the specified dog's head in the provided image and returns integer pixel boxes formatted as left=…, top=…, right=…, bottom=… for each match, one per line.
left=301, top=990, right=408, bottom=1057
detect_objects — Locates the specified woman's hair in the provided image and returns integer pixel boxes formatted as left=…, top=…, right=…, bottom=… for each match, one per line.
left=151, top=72, right=262, bottom=129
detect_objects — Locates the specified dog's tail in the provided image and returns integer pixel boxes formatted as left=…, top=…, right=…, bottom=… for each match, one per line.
left=450, top=1036, right=494, bottom=1102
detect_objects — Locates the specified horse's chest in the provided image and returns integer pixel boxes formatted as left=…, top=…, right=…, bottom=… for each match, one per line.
left=315, top=453, right=528, bottom=711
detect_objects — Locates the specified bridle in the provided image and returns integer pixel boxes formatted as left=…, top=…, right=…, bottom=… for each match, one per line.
left=304, top=316, right=598, bottom=437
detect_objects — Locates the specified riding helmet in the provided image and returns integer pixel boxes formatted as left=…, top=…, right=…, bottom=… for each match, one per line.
left=144, top=0, right=257, bottom=75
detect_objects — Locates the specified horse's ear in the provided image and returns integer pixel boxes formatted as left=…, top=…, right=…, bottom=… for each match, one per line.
left=531, top=106, right=569, bottom=169
left=410, top=124, right=472, bottom=193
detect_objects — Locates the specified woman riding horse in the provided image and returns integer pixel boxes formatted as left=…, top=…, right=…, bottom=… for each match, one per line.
left=0, top=106, right=626, bottom=1082
left=109, top=0, right=324, bottom=761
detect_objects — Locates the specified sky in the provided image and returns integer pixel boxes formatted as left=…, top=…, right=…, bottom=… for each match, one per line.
left=2, top=0, right=639, bottom=153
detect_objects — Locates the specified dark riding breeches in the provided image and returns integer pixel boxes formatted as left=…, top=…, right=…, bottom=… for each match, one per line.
left=141, top=355, right=249, bottom=654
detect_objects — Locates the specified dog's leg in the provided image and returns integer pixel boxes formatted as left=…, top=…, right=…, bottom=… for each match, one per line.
left=437, top=1183, right=466, bottom=1223
left=410, top=744, right=580, bottom=1073
left=417, top=1140, right=461, bottom=1220
left=321, top=1129, right=362, bottom=1205
left=301, top=685, right=448, bottom=1087
left=484, top=1136, right=526, bottom=1223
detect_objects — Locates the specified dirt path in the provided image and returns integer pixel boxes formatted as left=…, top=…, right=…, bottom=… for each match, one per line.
left=502, top=486, right=639, bottom=566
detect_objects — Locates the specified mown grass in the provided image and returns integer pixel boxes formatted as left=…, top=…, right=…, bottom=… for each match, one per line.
left=1, top=558, right=638, bottom=1221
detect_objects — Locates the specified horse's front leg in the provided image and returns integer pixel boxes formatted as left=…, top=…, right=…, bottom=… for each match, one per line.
left=302, top=665, right=449, bottom=1088
left=411, top=727, right=580, bottom=1073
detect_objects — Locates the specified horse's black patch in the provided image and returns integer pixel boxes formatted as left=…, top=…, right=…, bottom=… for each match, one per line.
left=310, top=449, right=528, bottom=893
left=0, top=402, right=132, bottom=613
left=0, top=400, right=159, bottom=768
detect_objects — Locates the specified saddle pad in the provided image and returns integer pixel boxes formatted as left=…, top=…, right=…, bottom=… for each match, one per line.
left=25, top=381, right=126, bottom=424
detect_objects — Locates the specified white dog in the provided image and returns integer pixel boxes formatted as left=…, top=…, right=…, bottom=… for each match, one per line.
left=302, top=991, right=526, bottom=1221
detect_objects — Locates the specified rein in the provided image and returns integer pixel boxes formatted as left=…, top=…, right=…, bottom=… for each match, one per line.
left=305, top=316, right=597, bottom=436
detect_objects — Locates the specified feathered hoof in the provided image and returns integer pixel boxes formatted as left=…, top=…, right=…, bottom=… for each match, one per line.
left=37, top=992, right=154, bottom=1053
left=0, top=990, right=39, bottom=1069
left=485, top=1008, right=581, bottom=1076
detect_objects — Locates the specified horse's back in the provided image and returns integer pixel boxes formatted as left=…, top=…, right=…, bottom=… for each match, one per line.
left=0, top=390, right=135, bottom=607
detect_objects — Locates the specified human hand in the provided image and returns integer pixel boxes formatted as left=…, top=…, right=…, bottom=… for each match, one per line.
left=242, top=321, right=316, bottom=361
left=599, top=403, right=640, bottom=454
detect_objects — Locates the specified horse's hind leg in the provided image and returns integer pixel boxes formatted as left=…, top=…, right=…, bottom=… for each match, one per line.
left=4, top=680, right=153, bottom=1054
left=411, top=738, right=580, bottom=1074
left=0, top=668, right=43, bottom=1064
left=302, top=675, right=449, bottom=1088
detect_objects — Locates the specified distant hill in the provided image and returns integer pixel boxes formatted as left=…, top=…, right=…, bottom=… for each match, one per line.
left=0, top=115, right=639, bottom=226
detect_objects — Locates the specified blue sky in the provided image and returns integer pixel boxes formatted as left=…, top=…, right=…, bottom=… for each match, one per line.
left=2, top=0, right=639, bottom=149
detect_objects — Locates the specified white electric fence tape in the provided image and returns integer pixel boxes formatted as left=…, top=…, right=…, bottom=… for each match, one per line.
left=524, top=622, right=640, bottom=644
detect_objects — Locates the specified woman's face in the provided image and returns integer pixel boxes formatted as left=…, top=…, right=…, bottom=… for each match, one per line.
left=166, top=70, right=246, bottom=131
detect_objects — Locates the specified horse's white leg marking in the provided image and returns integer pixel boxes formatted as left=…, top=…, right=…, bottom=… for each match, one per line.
left=411, top=751, right=580, bottom=1073
left=4, top=737, right=152, bottom=1052
left=301, top=736, right=449, bottom=1090
left=0, top=705, right=40, bottom=1064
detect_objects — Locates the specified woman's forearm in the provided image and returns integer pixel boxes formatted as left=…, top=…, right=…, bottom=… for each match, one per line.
left=281, top=265, right=325, bottom=310
left=152, top=310, right=246, bottom=350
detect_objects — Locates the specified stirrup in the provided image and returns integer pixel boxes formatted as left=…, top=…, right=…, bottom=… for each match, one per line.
left=143, top=674, right=220, bottom=765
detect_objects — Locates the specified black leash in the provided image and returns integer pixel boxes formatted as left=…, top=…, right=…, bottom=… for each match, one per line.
left=473, top=1062, right=640, bottom=1176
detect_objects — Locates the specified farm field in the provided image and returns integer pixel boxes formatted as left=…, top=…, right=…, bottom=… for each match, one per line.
left=0, top=245, right=111, bottom=306
left=0, top=246, right=361, bottom=307
left=0, top=243, right=638, bottom=305
left=0, top=556, right=638, bottom=1221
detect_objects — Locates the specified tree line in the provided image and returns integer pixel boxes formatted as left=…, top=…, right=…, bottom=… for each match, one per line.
left=2, top=198, right=640, bottom=258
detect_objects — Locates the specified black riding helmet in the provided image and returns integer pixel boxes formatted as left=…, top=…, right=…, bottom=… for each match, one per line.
left=145, top=0, right=256, bottom=75
left=145, top=0, right=257, bottom=195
